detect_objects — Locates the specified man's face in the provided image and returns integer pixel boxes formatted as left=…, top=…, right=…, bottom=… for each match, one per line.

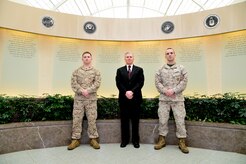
left=82, top=53, right=92, bottom=64
left=165, top=48, right=176, bottom=62
left=125, top=53, right=134, bottom=65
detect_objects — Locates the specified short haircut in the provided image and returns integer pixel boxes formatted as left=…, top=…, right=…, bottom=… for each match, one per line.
left=82, top=51, right=92, bottom=57
left=166, top=48, right=175, bottom=53
left=124, top=52, right=134, bottom=56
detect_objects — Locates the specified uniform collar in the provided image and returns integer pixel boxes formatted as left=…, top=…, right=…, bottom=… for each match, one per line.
left=81, top=65, right=93, bottom=70
left=164, top=63, right=177, bottom=69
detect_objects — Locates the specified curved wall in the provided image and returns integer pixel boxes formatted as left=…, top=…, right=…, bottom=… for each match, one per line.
left=0, top=120, right=245, bottom=154
left=0, top=1, right=246, bottom=40
left=0, top=1, right=246, bottom=97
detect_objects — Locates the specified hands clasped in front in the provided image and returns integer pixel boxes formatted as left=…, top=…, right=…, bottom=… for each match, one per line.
left=164, top=88, right=176, bottom=99
left=81, top=89, right=89, bottom=97
left=125, top=91, right=133, bottom=99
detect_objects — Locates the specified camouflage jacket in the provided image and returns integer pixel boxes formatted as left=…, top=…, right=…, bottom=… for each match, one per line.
left=71, top=66, right=101, bottom=100
left=155, top=64, right=188, bottom=101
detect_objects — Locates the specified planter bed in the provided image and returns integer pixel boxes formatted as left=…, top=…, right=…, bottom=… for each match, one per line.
left=0, top=120, right=245, bottom=154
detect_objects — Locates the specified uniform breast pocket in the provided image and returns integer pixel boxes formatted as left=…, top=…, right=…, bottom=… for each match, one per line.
left=77, top=77, right=84, bottom=84
left=159, top=72, right=169, bottom=85
left=88, top=74, right=95, bottom=82
left=173, top=71, right=181, bottom=82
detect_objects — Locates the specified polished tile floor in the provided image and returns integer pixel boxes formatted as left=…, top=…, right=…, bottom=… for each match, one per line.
left=0, top=144, right=245, bottom=164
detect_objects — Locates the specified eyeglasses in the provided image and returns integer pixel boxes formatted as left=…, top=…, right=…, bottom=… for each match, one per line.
left=166, top=52, right=174, bottom=55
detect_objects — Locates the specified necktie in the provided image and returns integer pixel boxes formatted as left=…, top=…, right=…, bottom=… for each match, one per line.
left=128, top=65, right=131, bottom=78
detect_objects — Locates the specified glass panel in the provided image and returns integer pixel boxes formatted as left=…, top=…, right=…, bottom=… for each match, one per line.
left=16, top=0, right=242, bottom=18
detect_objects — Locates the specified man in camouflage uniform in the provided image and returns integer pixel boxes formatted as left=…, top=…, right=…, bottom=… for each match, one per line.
left=68, top=51, right=101, bottom=150
left=154, top=48, right=189, bottom=153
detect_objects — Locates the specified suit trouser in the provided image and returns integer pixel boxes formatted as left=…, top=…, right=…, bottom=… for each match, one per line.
left=120, top=101, right=140, bottom=144
left=158, top=101, right=187, bottom=138
left=71, top=100, right=99, bottom=139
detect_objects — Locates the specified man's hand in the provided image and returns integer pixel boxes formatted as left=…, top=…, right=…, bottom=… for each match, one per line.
left=81, top=89, right=89, bottom=97
left=125, top=91, right=133, bottom=99
left=165, top=89, right=176, bottom=98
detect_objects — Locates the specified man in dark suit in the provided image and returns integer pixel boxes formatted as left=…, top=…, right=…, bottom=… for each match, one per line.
left=116, top=52, right=144, bottom=148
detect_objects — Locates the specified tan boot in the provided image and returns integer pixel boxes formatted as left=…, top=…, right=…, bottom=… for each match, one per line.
left=90, top=138, right=100, bottom=149
left=154, top=135, right=166, bottom=150
left=67, top=139, right=80, bottom=150
left=178, top=138, right=189, bottom=154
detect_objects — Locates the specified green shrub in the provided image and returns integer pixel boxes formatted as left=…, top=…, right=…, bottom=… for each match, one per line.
left=185, top=93, right=246, bottom=124
left=140, top=98, right=159, bottom=119
left=0, top=93, right=245, bottom=125
left=97, top=97, right=119, bottom=119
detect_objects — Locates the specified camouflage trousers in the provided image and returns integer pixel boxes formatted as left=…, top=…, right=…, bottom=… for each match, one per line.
left=71, top=100, right=99, bottom=139
left=157, top=101, right=187, bottom=138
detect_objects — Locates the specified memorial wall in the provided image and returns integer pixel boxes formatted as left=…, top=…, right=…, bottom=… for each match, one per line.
left=0, top=1, right=245, bottom=97
left=0, top=28, right=246, bottom=97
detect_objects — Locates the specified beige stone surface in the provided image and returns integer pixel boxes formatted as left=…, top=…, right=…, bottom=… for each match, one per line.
left=0, top=120, right=245, bottom=154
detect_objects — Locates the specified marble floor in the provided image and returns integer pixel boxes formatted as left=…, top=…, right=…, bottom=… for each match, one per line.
left=0, top=144, right=245, bottom=164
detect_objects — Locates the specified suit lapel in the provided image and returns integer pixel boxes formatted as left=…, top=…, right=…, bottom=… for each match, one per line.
left=123, top=66, right=129, bottom=79
left=130, top=65, right=137, bottom=79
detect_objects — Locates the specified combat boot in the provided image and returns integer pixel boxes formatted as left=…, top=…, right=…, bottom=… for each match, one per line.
left=178, top=138, right=189, bottom=154
left=154, top=135, right=166, bottom=150
left=67, top=139, right=80, bottom=150
left=90, top=138, right=100, bottom=149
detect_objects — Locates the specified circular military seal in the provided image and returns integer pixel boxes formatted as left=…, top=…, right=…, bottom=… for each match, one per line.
left=84, top=21, right=96, bottom=34
left=204, top=14, right=220, bottom=29
left=161, top=21, right=174, bottom=34
left=42, top=16, right=54, bottom=28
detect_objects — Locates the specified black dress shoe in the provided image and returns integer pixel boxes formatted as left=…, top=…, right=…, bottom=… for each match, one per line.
left=120, top=143, right=127, bottom=148
left=133, top=143, right=140, bottom=148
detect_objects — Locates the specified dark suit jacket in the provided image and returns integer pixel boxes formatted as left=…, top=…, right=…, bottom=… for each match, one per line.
left=116, top=65, right=144, bottom=105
